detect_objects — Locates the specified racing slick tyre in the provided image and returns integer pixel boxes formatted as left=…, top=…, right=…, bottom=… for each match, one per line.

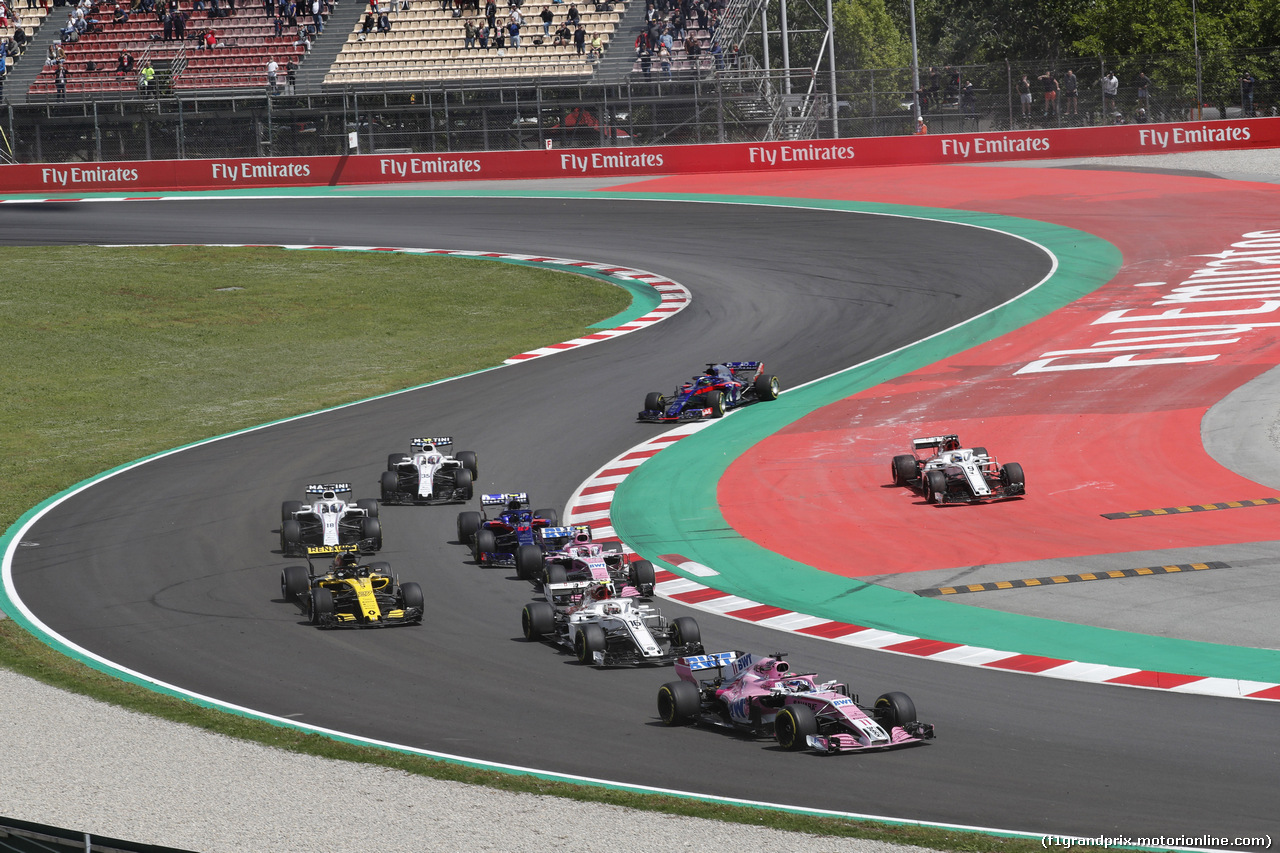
left=400, top=582, right=425, bottom=620
left=456, top=450, right=479, bottom=480
left=657, top=679, right=700, bottom=725
left=280, top=519, right=303, bottom=556
left=753, top=373, right=780, bottom=402
left=356, top=498, right=380, bottom=518
left=644, top=391, right=664, bottom=412
left=545, top=563, right=568, bottom=585
left=474, top=529, right=497, bottom=564
left=380, top=471, right=400, bottom=502
left=574, top=623, right=606, bottom=664
left=387, top=453, right=410, bottom=470
left=892, top=454, right=918, bottom=486
left=705, top=390, right=726, bottom=418
left=874, top=691, right=917, bottom=730
left=1001, top=462, right=1026, bottom=494
left=360, top=517, right=383, bottom=551
left=451, top=467, right=474, bottom=500
left=629, top=559, right=657, bottom=595
left=457, top=511, right=482, bottom=544
left=309, top=588, right=334, bottom=625
left=281, top=500, right=302, bottom=522
left=280, top=565, right=310, bottom=601
left=521, top=601, right=555, bottom=639
left=671, top=616, right=701, bottom=648
left=775, top=704, right=818, bottom=750
left=515, top=543, right=544, bottom=581
left=534, top=507, right=559, bottom=526
left=924, top=470, right=948, bottom=504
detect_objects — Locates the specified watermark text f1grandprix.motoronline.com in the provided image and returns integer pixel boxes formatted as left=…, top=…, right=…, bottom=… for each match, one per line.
left=1041, top=835, right=1272, bottom=850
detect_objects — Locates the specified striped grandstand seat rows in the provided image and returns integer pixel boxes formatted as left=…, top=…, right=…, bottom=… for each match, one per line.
left=323, top=1, right=622, bottom=82
left=27, top=5, right=306, bottom=95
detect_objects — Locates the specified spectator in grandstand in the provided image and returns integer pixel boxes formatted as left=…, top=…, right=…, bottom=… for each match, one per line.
left=115, top=48, right=133, bottom=73
left=960, top=78, right=976, bottom=112
left=1037, top=69, right=1057, bottom=116
left=538, top=3, right=550, bottom=35
left=1062, top=68, right=1078, bottom=117
left=683, top=32, right=698, bottom=59
left=1100, top=71, right=1118, bottom=119
left=658, top=24, right=671, bottom=52
left=1241, top=70, right=1257, bottom=116
left=285, top=57, right=296, bottom=92
left=551, top=19, right=567, bottom=44
left=1136, top=70, right=1151, bottom=112
left=266, top=56, right=278, bottom=92
left=463, top=16, right=475, bottom=47
left=638, top=44, right=649, bottom=78
left=12, top=25, right=27, bottom=54
left=360, top=9, right=372, bottom=30
left=506, top=4, right=519, bottom=24
left=55, top=60, right=68, bottom=99
left=202, top=26, right=218, bottom=46
left=273, top=12, right=282, bottom=34
left=376, top=9, right=389, bottom=29
left=483, top=0, right=494, bottom=28
left=658, top=44, right=669, bottom=78
left=491, top=22, right=503, bottom=47
left=588, top=30, right=600, bottom=60
left=507, top=16, right=518, bottom=45
left=476, top=19, right=488, bottom=46
left=112, top=2, right=128, bottom=20
left=138, top=59, right=154, bottom=94
left=1017, top=73, right=1031, bottom=117
left=572, top=20, right=583, bottom=53
left=693, top=0, right=705, bottom=30
left=564, top=2, right=576, bottom=25
left=310, top=0, right=323, bottom=32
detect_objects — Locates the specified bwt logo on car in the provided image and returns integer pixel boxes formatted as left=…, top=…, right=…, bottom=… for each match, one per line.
left=729, top=697, right=752, bottom=721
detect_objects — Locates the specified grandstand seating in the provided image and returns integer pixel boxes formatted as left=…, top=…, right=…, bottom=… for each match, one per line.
left=323, top=2, right=624, bottom=85
left=2, top=2, right=52, bottom=75
left=28, top=3, right=305, bottom=98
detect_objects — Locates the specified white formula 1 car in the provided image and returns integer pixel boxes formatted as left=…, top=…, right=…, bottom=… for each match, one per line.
left=280, top=483, right=383, bottom=557
left=891, top=434, right=1025, bottom=504
left=520, top=580, right=703, bottom=667
left=381, top=437, right=477, bottom=505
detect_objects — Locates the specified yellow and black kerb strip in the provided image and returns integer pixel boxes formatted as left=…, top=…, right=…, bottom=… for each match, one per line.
left=1101, top=498, right=1280, bottom=519
left=914, top=561, right=1230, bottom=597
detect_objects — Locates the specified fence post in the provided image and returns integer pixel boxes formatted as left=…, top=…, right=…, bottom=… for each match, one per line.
left=177, top=97, right=185, bottom=159
left=93, top=102, right=103, bottom=162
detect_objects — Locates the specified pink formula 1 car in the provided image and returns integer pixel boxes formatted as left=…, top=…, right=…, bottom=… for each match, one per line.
left=657, top=651, right=934, bottom=754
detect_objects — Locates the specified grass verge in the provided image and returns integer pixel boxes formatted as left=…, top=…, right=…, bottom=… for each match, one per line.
left=1, top=246, right=1038, bottom=852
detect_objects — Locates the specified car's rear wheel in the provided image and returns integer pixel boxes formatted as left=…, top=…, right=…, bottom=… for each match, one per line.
left=574, top=623, right=606, bottom=664
left=644, top=391, right=664, bottom=411
left=456, top=450, right=479, bottom=479
left=753, top=373, right=780, bottom=401
left=892, top=454, right=918, bottom=486
left=534, top=507, right=559, bottom=526
left=281, top=565, right=309, bottom=601
left=281, top=519, right=302, bottom=555
left=874, top=691, right=917, bottom=730
left=924, top=470, right=947, bottom=504
left=515, top=543, right=543, bottom=581
left=1002, top=462, right=1025, bottom=494
left=387, top=453, right=409, bottom=470
left=705, top=390, right=725, bottom=418
left=452, top=467, right=474, bottom=500
left=671, top=615, right=700, bottom=648
left=657, top=680, right=700, bottom=725
left=775, top=704, right=818, bottom=750
left=380, top=471, right=400, bottom=502
left=629, top=559, right=656, bottom=595
left=521, top=601, right=555, bottom=639
left=281, top=500, right=302, bottom=522
left=356, top=498, right=379, bottom=518
left=457, top=511, right=481, bottom=544
left=309, top=588, right=334, bottom=625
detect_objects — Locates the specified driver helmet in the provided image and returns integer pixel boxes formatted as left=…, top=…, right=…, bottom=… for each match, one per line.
left=573, top=531, right=591, bottom=544
left=951, top=452, right=964, bottom=463
left=335, top=552, right=360, bottom=569
left=507, top=498, right=522, bottom=511
left=591, top=584, right=611, bottom=600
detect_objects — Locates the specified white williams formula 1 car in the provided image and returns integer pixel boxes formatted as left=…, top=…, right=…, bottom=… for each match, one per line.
left=280, top=484, right=383, bottom=557
left=891, top=434, right=1025, bottom=504
left=381, top=437, right=478, bottom=505
left=521, top=580, right=704, bottom=667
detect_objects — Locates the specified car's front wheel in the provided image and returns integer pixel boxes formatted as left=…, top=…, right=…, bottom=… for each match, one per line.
left=705, top=390, right=725, bottom=418
left=924, top=470, right=947, bottom=504
left=574, top=623, right=606, bottom=664
left=671, top=616, right=700, bottom=649
left=774, top=704, right=818, bottom=750
left=309, top=588, right=334, bottom=625
left=1001, top=462, right=1025, bottom=494
left=874, top=691, right=917, bottom=730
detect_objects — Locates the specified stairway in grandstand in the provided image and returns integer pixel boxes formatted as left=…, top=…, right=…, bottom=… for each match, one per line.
left=4, top=5, right=58, bottom=105
left=290, top=0, right=366, bottom=93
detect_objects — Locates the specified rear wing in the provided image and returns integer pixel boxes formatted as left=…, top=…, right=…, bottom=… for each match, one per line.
left=544, top=579, right=603, bottom=605
left=411, top=437, right=452, bottom=448
left=912, top=435, right=959, bottom=451
left=482, top=492, right=528, bottom=507
left=541, top=526, right=575, bottom=540
left=675, top=651, right=742, bottom=680
left=306, top=544, right=359, bottom=556
left=708, top=361, right=761, bottom=371
left=306, top=483, right=352, bottom=495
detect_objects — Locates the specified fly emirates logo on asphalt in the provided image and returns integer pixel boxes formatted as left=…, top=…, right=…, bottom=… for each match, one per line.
left=1016, top=229, right=1280, bottom=375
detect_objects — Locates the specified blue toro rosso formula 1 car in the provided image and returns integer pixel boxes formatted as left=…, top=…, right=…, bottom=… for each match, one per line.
left=639, top=361, right=780, bottom=422
left=456, top=493, right=575, bottom=576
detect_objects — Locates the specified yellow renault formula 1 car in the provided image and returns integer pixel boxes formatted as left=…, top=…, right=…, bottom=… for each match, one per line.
left=279, top=545, right=425, bottom=628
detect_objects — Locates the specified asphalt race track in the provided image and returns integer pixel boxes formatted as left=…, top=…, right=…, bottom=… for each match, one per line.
left=4, top=192, right=1275, bottom=843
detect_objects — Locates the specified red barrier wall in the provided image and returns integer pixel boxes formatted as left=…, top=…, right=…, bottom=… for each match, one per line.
left=2, top=117, right=1276, bottom=195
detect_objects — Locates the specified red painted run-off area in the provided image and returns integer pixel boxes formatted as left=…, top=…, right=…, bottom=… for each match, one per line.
left=623, top=165, right=1280, bottom=576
